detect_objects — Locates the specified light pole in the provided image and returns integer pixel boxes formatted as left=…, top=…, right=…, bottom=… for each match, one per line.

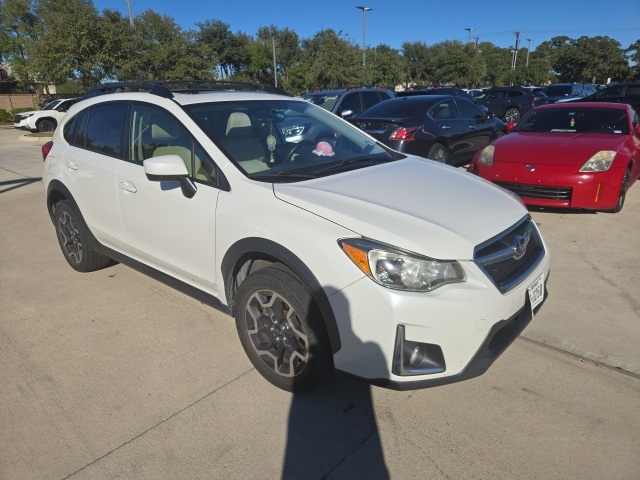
left=465, top=27, right=474, bottom=44
left=356, top=6, right=372, bottom=68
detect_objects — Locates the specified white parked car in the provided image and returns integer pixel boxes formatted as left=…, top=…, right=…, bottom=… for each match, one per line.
left=42, top=82, right=550, bottom=392
left=14, top=97, right=78, bottom=132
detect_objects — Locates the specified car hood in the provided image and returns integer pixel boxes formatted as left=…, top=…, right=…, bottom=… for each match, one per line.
left=273, top=157, right=527, bottom=260
left=16, top=109, right=40, bottom=116
left=494, top=132, right=626, bottom=165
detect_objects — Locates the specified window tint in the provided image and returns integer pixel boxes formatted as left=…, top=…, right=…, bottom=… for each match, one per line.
left=362, top=91, right=382, bottom=111
left=430, top=101, right=458, bottom=120
left=130, top=103, right=218, bottom=184
left=506, top=90, right=524, bottom=98
left=455, top=99, right=483, bottom=119
left=626, top=86, right=640, bottom=96
left=85, top=103, right=127, bottom=156
left=338, top=92, right=360, bottom=115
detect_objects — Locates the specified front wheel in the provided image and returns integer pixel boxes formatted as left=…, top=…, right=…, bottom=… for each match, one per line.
left=234, top=266, right=333, bottom=392
left=37, top=118, right=56, bottom=132
left=504, top=107, right=520, bottom=123
left=607, top=168, right=631, bottom=213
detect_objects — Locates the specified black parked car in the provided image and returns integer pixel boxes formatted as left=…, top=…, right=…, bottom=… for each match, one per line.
left=573, top=82, right=640, bottom=113
left=351, top=95, right=505, bottom=166
left=299, top=86, right=395, bottom=119
left=475, top=86, right=548, bottom=122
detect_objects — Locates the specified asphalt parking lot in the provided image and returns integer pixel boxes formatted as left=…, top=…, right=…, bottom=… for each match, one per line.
left=1, top=125, right=639, bottom=480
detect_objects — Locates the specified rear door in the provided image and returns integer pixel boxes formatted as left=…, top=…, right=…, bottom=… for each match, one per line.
left=59, top=102, right=128, bottom=249
left=426, top=99, right=467, bottom=162
left=454, top=98, right=495, bottom=161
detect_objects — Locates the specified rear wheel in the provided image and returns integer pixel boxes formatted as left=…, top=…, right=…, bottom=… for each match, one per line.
left=504, top=107, right=520, bottom=123
left=234, top=266, right=333, bottom=392
left=607, top=168, right=631, bottom=213
left=427, top=143, right=449, bottom=164
left=54, top=201, right=112, bottom=272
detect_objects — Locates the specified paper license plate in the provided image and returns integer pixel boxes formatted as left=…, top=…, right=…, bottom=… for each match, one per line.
left=528, top=273, right=545, bottom=312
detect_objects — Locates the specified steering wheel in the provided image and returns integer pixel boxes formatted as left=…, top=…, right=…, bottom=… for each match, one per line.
left=284, top=141, right=316, bottom=162
left=589, top=124, right=615, bottom=133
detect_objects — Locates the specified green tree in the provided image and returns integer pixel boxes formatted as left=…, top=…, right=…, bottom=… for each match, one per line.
left=368, top=44, right=404, bottom=89
left=0, top=0, right=42, bottom=85
left=301, top=29, right=360, bottom=89
left=28, top=0, right=107, bottom=89
left=428, top=40, right=486, bottom=87
left=401, top=41, right=432, bottom=85
left=627, top=40, right=640, bottom=79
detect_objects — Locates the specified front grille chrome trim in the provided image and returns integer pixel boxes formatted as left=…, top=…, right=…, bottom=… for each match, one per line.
left=474, top=215, right=545, bottom=293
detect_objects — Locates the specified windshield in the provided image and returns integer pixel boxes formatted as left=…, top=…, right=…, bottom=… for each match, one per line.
left=42, top=100, right=63, bottom=110
left=544, top=85, right=571, bottom=97
left=185, top=99, right=402, bottom=182
left=299, top=93, right=340, bottom=111
left=513, top=107, right=629, bottom=134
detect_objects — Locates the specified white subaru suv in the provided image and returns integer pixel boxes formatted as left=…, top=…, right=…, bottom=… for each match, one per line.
left=14, top=97, right=78, bottom=132
left=42, top=81, right=550, bottom=392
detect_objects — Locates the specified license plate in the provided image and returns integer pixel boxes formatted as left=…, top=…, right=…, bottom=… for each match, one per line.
left=528, top=273, right=545, bottom=313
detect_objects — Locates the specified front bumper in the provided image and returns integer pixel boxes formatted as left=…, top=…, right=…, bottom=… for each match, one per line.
left=473, top=162, right=625, bottom=210
left=329, top=246, right=550, bottom=388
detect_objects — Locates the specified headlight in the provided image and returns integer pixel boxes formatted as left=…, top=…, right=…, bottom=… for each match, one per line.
left=579, top=151, right=616, bottom=172
left=339, top=238, right=466, bottom=292
left=477, top=145, right=495, bottom=166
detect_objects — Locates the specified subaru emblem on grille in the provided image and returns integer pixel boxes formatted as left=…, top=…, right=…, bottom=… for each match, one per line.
left=511, top=226, right=532, bottom=260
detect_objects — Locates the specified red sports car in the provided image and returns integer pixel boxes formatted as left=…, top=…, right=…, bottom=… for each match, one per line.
left=468, top=102, right=640, bottom=213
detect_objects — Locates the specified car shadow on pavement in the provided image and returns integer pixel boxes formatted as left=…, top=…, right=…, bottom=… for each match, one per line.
left=282, top=373, right=389, bottom=480
left=0, top=177, right=42, bottom=194
left=282, top=288, right=390, bottom=480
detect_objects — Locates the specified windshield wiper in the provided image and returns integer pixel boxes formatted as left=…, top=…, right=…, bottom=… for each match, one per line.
left=248, top=171, right=318, bottom=182
left=315, top=156, right=394, bottom=174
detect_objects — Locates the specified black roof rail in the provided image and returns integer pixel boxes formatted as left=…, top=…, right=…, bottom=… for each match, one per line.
left=80, top=80, right=291, bottom=101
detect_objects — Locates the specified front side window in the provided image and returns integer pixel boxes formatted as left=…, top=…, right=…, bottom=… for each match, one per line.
left=338, top=92, right=360, bottom=115
left=129, top=103, right=217, bottom=184
left=455, top=99, right=483, bottom=119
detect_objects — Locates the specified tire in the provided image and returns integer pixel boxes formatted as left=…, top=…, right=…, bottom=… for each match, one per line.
left=54, top=201, right=112, bottom=272
left=37, top=118, right=56, bottom=132
left=504, top=107, right=520, bottom=123
left=234, top=266, right=333, bottom=392
left=427, top=143, right=449, bottom=164
left=607, top=168, right=631, bottom=213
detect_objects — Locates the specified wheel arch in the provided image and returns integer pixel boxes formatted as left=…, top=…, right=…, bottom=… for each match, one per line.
left=35, top=116, right=57, bottom=127
left=221, top=237, right=342, bottom=354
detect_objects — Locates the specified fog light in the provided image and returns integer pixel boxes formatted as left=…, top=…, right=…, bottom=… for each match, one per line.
left=392, top=325, right=446, bottom=376
left=409, top=345, right=425, bottom=367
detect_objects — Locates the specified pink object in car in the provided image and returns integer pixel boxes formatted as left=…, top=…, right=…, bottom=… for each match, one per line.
left=312, top=141, right=335, bottom=157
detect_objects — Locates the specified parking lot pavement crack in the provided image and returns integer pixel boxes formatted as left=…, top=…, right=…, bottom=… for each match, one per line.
left=519, top=336, right=640, bottom=380
left=320, top=426, right=385, bottom=480
left=62, top=367, right=255, bottom=480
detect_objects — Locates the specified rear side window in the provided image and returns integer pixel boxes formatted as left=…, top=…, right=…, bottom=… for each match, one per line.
left=85, top=103, right=128, bottom=157
left=506, top=90, right=524, bottom=98
left=65, top=103, right=127, bottom=157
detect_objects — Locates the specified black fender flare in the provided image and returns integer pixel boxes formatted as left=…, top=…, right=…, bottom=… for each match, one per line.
left=222, top=237, right=342, bottom=354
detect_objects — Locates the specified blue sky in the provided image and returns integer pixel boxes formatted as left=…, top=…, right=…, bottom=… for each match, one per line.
left=92, top=0, right=640, bottom=51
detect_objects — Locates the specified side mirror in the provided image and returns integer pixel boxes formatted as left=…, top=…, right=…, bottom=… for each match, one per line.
left=144, top=154, right=189, bottom=181
left=340, top=109, right=354, bottom=118
left=505, top=122, right=517, bottom=133
left=144, top=155, right=196, bottom=198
